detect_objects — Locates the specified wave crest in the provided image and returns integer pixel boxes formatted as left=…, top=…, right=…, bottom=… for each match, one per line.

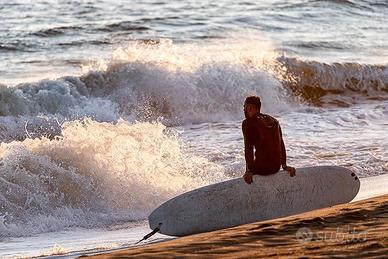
left=1, top=40, right=387, bottom=142
left=280, top=57, right=388, bottom=106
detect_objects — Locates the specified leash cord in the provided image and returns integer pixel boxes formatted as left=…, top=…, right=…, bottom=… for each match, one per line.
left=135, top=223, right=162, bottom=244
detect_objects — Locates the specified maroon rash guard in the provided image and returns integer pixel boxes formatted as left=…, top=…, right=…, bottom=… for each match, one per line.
left=242, top=113, right=287, bottom=175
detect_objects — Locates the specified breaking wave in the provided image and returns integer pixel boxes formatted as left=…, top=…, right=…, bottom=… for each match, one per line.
left=0, top=39, right=387, bottom=142
left=0, top=119, right=225, bottom=238
left=0, top=24, right=387, bottom=243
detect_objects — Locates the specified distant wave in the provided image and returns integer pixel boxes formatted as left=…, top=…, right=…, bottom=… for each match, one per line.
left=32, top=25, right=83, bottom=37
left=313, top=0, right=358, bottom=6
left=310, top=0, right=378, bottom=11
left=98, top=21, right=150, bottom=32
left=32, top=28, right=66, bottom=37
left=0, top=44, right=20, bottom=52
left=0, top=42, right=37, bottom=53
left=57, top=39, right=111, bottom=47
left=369, top=1, right=388, bottom=8
left=279, top=57, right=388, bottom=106
left=287, top=41, right=348, bottom=50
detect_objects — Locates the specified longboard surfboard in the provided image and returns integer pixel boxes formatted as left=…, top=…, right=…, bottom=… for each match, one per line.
left=149, top=166, right=360, bottom=236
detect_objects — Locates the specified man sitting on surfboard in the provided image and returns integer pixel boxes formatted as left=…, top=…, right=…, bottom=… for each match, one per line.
left=242, top=96, right=296, bottom=184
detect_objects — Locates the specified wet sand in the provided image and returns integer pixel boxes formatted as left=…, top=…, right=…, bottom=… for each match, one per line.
left=86, top=194, right=388, bottom=258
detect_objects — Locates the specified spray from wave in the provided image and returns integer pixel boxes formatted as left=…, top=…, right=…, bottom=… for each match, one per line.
left=0, top=119, right=225, bottom=238
left=2, top=38, right=387, bottom=142
left=0, top=37, right=294, bottom=141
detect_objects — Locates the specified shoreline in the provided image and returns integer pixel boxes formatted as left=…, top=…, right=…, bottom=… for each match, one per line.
left=85, top=194, right=388, bottom=258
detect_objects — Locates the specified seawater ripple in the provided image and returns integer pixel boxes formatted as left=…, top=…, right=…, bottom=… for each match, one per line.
left=1, top=0, right=387, bottom=84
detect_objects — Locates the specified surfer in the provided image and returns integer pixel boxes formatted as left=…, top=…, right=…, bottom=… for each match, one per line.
left=242, top=96, right=296, bottom=184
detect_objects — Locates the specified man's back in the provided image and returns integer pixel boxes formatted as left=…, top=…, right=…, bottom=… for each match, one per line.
left=242, top=113, right=286, bottom=175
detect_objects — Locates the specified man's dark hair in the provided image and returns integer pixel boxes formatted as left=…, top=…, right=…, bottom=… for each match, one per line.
left=244, top=96, right=261, bottom=110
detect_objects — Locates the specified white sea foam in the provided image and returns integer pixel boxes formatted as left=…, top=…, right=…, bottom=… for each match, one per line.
left=0, top=119, right=225, bottom=238
left=0, top=38, right=294, bottom=141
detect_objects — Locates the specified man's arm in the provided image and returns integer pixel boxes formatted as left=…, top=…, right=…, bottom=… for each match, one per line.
left=242, top=120, right=255, bottom=173
left=279, top=126, right=287, bottom=169
left=279, top=125, right=296, bottom=177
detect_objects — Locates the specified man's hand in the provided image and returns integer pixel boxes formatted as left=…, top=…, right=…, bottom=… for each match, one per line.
left=243, top=171, right=253, bottom=184
left=284, top=166, right=296, bottom=177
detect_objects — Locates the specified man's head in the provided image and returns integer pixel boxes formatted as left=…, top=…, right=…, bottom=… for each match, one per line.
left=244, top=96, right=261, bottom=118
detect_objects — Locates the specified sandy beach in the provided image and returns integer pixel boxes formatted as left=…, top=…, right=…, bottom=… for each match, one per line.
left=86, top=194, right=388, bottom=258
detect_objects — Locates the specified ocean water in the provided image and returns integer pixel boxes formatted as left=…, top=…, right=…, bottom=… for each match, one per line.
left=0, top=0, right=387, bottom=257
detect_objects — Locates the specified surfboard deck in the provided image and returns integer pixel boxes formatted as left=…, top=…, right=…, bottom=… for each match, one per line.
left=149, top=166, right=360, bottom=236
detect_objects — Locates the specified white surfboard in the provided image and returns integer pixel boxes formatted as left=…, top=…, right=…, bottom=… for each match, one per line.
left=149, top=166, right=360, bottom=236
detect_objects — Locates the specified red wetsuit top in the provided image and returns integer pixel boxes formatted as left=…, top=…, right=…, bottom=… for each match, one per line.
left=242, top=113, right=287, bottom=175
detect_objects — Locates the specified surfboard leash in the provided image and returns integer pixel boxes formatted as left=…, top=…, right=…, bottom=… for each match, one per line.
left=135, top=223, right=162, bottom=245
